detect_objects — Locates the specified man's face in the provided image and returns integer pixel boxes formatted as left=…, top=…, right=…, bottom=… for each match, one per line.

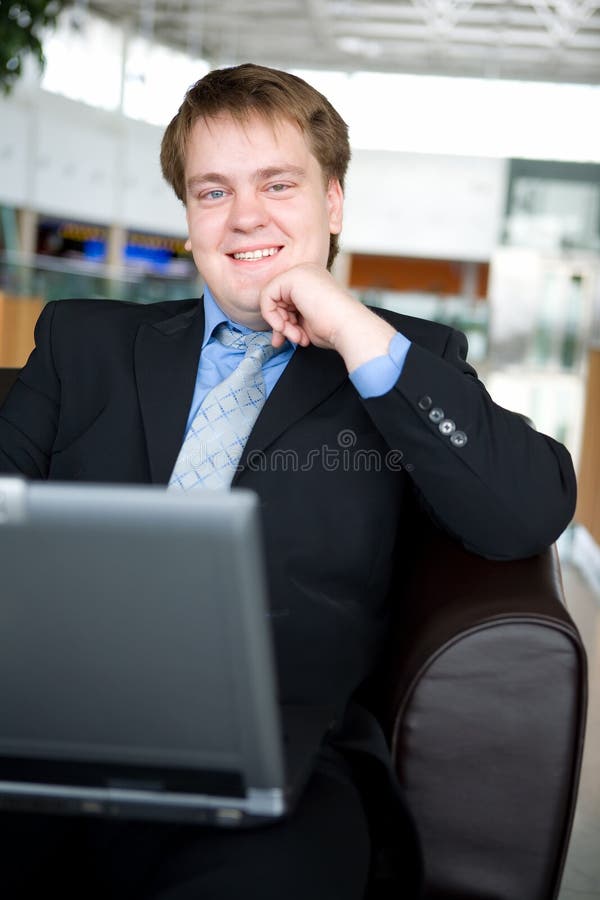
left=184, top=113, right=343, bottom=328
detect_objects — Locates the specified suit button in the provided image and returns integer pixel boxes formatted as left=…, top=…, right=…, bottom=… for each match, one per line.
left=450, top=430, right=468, bottom=448
left=428, top=407, right=444, bottom=424
left=418, top=395, right=432, bottom=411
left=439, top=418, right=456, bottom=436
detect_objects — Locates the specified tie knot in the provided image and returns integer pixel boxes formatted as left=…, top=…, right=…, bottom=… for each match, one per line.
left=214, top=323, right=280, bottom=365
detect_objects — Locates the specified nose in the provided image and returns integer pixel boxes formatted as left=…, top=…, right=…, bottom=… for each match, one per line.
left=227, top=188, right=269, bottom=232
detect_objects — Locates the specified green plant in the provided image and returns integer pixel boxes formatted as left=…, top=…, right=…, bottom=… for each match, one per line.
left=0, top=1, right=68, bottom=95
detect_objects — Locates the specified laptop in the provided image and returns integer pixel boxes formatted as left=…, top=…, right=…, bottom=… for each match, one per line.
left=0, top=477, right=335, bottom=826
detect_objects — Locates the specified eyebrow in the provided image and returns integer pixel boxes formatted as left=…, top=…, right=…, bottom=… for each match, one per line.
left=186, top=165, right=306, bottom=193
left=255, top=165, right=306, bottom=181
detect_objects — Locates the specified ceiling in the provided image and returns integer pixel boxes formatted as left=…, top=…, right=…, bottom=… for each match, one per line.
left=83, top=0, right=600, bottom=84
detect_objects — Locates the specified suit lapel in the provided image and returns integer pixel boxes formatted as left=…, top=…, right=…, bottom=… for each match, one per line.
left=233, top=342, right=348, bottom=483
left=135, top=301, right=205, bottom=484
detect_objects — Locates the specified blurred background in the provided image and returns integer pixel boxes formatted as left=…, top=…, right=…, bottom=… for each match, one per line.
left=0, top=5, right=599, bottom=895
left=1, top=2, right=599, bottom=478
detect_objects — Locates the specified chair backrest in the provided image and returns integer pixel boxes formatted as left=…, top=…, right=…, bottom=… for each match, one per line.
left=0, top=368, right=20, bottom=404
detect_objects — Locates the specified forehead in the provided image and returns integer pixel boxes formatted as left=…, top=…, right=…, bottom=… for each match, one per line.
left=184, top=112, right=317, bottom=170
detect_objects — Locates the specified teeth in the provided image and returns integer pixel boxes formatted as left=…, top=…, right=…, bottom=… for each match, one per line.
left=232, top=248, right=279, bottom=260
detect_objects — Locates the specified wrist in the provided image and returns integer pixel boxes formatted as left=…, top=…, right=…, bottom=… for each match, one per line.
left=333, top=307, right=397, bottom=372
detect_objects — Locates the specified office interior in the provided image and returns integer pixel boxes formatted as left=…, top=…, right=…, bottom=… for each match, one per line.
left=0, top=2, right=598, bottom=898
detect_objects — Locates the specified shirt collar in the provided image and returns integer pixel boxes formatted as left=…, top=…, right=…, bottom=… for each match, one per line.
left=201, top=285, right=296, bottom=350
left=201, top=285, right=253, bottom=350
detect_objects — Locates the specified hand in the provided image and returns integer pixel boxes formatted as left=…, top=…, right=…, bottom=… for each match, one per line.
left=259, top=263, right=397, bottom=371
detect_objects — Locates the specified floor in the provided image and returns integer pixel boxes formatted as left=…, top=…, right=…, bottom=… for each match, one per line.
left=557, top=543, right=600, bottom=899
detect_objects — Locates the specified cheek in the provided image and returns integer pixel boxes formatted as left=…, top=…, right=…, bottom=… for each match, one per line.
left=188, top=210, right=223, bottom=243
left=285, top=203, right=328, bottom=241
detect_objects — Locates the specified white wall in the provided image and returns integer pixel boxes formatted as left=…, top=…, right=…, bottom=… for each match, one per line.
left=343, top=149, right=507, bottom=261
left=0, top=100, right=31, bottom=207
left=0, top=88, right=507, bottom=259
left=0, top=90, right=187, bottom=235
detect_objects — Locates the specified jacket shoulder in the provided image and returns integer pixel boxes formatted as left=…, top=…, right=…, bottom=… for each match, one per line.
left=33, top=297, right=201, bottom=371
left=40, top=296, right=200, bottom=346
left=47, top=296, right=199, bottom=327
left=370, top=306, right=456, bottom=353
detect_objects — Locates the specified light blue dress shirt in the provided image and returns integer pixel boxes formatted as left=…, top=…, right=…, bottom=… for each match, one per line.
left=184, top=286, right=412, bottom=433
left=350, top=329, right=411, bottom=399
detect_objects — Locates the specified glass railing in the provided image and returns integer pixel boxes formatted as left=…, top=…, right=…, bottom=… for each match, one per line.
left=0, top=251, right=202, bottom=305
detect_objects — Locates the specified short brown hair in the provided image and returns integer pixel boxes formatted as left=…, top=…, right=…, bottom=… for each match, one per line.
left=160, top=63, right=350, bottom=269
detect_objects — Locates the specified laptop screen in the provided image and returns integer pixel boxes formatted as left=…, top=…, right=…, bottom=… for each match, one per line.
left=0, top=479, right=286, bottom=792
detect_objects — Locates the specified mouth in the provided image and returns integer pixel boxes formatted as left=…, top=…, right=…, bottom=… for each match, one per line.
left=228, top=246, right=283, bottom=261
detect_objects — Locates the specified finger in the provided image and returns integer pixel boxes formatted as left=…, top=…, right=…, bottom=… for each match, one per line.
left=278, top=319, right=308, bottom=346
left=261, top=304, right=286, bottom=333
left=273, top=318, right=302, bottom=346
left=260, top=275, right=297, bottom=317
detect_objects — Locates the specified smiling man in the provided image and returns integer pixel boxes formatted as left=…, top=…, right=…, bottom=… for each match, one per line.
left=182, top=114, right=343, bottom=326
left=0, top=64, right=577, bottom=898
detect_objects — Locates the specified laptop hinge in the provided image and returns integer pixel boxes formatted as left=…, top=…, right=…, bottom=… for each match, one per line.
left=0, top=478, right=27, bottom=525
left=246, top=787, right=285, bottom=816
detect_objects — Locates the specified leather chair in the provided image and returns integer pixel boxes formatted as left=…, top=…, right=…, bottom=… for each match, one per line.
left=0, top=367, right=587, bottom=900
left=365, top=514, right=587, bottom=899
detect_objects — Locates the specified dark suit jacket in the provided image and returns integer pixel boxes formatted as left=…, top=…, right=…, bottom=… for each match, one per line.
left=0, top=296, right=576, bottom=720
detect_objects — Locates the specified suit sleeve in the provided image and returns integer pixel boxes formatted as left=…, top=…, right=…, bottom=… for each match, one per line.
left=361, top=327, right=577, bottom=560
left=0, top=301, right=60, bottom=478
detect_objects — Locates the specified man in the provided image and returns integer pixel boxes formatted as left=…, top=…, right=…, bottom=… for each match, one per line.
left=0, top=64, right=576, bottom=898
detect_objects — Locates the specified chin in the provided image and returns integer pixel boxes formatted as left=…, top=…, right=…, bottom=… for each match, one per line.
left=223, top=295, right=264, bottom=327
left=235, top=291, right=262, bottom=313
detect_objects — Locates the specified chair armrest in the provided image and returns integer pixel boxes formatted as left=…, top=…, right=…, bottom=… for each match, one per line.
left=378, top=531, right=587, bottom=900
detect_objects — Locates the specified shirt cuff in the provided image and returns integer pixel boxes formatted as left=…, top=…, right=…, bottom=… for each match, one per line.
left=349, top=331, right=412, bottom=399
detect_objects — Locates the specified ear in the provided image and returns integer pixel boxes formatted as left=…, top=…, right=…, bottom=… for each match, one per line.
left=326, top=178, right=344, bottom=235
left=184, top=239, right=192, bottom=252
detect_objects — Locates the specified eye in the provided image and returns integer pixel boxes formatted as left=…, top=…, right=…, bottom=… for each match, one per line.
left=267, top=183, right=289, bottom=193
left=203, top=189, right=227, bottom=200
